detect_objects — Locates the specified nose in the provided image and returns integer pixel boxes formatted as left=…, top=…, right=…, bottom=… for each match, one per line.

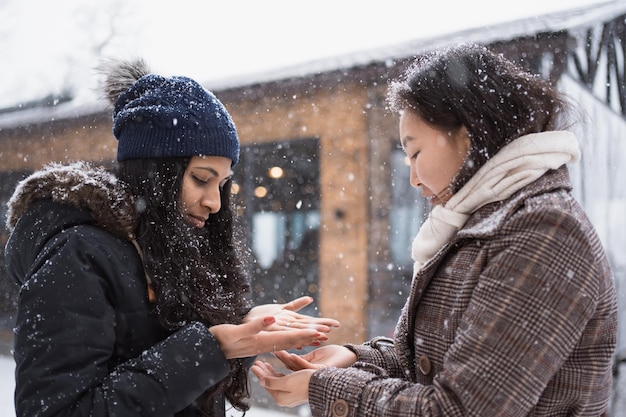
left=202, top=186, right=222, bottom=214
left=409, top=162, right=420, bottom=188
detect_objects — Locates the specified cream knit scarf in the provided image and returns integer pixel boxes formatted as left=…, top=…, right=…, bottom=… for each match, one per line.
left=411, top=131, right=581, bottom=275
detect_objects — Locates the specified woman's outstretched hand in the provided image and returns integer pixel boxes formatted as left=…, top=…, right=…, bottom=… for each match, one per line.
left=250, top=345, right=357, bottom=407
left=251, top=360, right=314, bottom=407
left=210, top=316, right=328, bottom=359
left=273, top=344, right=357, bottom=371
left=210, top=297, right=340, bottom=359
left=244, top=296, right=341, bottom=333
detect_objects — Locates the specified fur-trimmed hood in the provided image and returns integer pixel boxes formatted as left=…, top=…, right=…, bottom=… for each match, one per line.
left=6, top=161, right=137, bottom=239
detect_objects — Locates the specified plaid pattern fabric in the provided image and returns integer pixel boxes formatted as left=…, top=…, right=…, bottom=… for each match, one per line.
left=309, top=167, right=617, bottom=417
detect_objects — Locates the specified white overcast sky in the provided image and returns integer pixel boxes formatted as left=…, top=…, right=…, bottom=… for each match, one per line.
left=0, top=0, right=611, bottom=109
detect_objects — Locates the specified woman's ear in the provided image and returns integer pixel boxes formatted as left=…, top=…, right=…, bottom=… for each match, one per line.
left=457, top=125, right=471, bottom=156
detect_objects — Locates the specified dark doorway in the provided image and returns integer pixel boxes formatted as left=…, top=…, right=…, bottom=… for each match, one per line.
left=232, top=138, right=320, bottom=315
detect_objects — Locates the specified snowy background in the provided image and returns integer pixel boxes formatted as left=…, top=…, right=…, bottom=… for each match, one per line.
left=0, top=0, right=609, bottom=110
left=1, top=0, right=623, bottom=415
left=0, top=356, right=13, bottom=416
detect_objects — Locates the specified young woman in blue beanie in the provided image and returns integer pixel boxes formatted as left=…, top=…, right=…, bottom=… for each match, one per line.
left=4, top=58, right=340, bottom=417
left=251, top=43, right=618, bottom=416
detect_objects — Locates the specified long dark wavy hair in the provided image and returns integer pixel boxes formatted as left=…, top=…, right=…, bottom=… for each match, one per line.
left=387, top=43, right=575, bottom=193
left=115, top=157, right=252, bottom=416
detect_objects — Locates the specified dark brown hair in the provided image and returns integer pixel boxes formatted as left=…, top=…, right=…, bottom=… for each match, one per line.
left=115, top=157, right=252, bottom=414
left=387, top=43, right=573, bottom=192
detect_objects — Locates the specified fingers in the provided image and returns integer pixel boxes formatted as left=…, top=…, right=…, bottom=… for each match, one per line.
left=251, top=361, right=291, bottom=402
left=275, top=312, right=341, bottom=333
left=251, top=360, right=284, bottom=379
left=294, top=317, right=341, bottom=332
left=317, top=317, right=342, bottom=329
left=214, top=318, right=328, bottom=358
left=243, top=315, right=277, bottom=334
left=281, top=296, right=313, bottom=312
left=274, top=350, right=318, bottom=371
left=270, top=297, right=342, bottom=332
left=281, top=318, right=333, bottom=333
left=251, top=362, right=314, bottom=408
left=268, top=330, right=327, bottom=352
left=245, top=317, right=329, bottom=353
left=251, top=362, right=290, bottom=396
left=246, top=316, right=322, bottom=350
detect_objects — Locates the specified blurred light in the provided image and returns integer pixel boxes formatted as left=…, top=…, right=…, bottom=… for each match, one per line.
left=231, top=182, right=240, bottom=194
left=268, top=166, right=284, bottom=178
left=254, top=186, right=268, bottom=198
left=404, top=156, right=411, bottom=166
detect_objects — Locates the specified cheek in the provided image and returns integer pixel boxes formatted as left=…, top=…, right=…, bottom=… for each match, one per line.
left=414, top=154, right=454, bottom=192
left=179, top=182, right=195, bottom=210
left=448, top=148, right=468, bottom=176
left=414, top=157, right=435, bottom=182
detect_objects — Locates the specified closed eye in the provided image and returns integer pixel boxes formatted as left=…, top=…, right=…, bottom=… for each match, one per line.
left=193, top=176, right=209, bottom=185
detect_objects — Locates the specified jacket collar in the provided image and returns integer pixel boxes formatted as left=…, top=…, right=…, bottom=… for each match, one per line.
left=457, top=165, right=573, bottom=240
left=6, top=161, right=137, bottom=240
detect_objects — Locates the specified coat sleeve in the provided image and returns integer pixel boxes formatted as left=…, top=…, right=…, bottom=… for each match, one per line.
left=308, top=205, right=611, bottom=417
left=344, top=337, right=405, bottom=378
left=13, top=230, right=231, bottom=417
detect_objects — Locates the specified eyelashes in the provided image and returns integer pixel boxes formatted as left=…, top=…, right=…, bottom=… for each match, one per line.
left=193, top=176, right=208, bottom=185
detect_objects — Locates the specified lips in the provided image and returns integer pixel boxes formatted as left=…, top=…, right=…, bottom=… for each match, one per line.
left=418, top=187, right=434, bottom=199
left=187, top=214, right=207, bottom=228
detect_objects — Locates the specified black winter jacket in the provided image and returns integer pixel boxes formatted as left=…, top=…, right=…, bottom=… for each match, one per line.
left=4, top=163, right=233, bottom=417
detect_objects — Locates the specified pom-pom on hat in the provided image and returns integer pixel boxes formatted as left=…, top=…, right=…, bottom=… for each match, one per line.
left=101, top=58, right=239, bottom=165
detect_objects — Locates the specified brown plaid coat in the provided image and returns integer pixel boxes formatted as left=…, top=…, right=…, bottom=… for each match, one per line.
left=309, top=166, right=618, bottom=417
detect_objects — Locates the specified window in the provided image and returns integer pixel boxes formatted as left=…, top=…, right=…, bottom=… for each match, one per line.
left=232, top=138, right=320, bottom=311
left=389, top=148, right=427, bottom=266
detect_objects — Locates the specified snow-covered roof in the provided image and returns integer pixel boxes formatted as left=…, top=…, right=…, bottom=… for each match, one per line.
left=201, top=0, right=626, bottom=91
left=1, top=0, right=625, bottom=130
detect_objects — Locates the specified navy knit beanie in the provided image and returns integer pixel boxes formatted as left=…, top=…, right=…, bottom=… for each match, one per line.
left=112, top=73, right=239, bottom=165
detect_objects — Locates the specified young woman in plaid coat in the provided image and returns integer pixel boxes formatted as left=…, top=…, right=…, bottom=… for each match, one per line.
left=252, top=43, right=618, bottom=416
